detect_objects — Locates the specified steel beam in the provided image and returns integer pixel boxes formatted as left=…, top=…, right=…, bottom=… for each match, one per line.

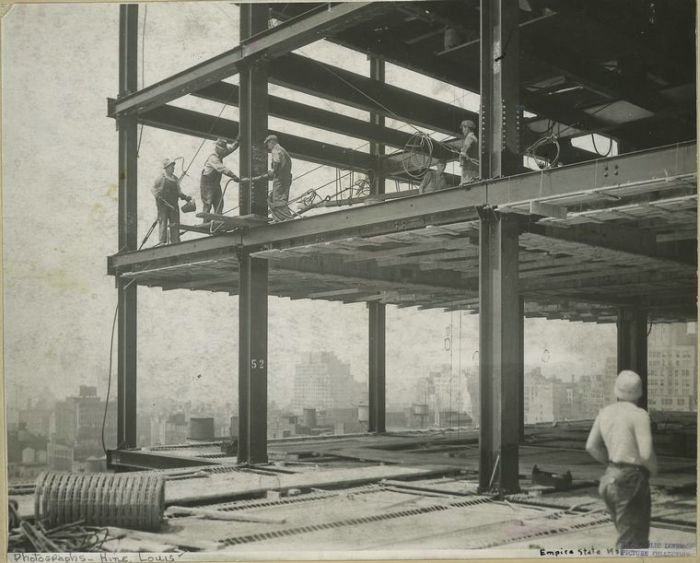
left=478, top=0, right=521, bottom=494
left=192, top=83, right=422, bottom=153
left=368, top=302, right=386, bottom=433
left=480, top=0, right=521, bottom=178
left=237, top=3, right=269, bottom=466
left=269, top=54, right=477, bottom=136
left=369, top=54, right=386, bottom=195
left=478, top=210, right=520, bottom=494
left=117, top=3, right=138, bottom=449
left=523, top=223, right=695, bottom=267
left=617, top=307, right=649, bottom=411
left=517, top=297, right=525, bottom=442
left=112, top=3, right=385, bottom=116
left=135, top=104, right=460, bottom=184
left=107, top=449, right=215, bottom=471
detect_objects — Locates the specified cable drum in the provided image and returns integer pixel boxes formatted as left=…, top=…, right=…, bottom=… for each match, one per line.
left=402, top=132, right=434, bottom=179
left=34, top=471, right=165, bottom=531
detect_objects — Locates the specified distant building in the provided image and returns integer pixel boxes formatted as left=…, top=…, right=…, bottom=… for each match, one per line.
left=414, top=367, right=469, bottom=427
left=524, top=368, right=555, bottom=423
left=164, top=412, right=188, bottom=444
left=648, top=323, right=697, bottom=412
left=48, top=386, right=117, bottom=461
left=293, top=352, right=356, bottom=412
left=7, top=424, right=49, bottom=480
left=524, top=368, right=611, bottom=424
left=47, top=441, right=74, bottom=472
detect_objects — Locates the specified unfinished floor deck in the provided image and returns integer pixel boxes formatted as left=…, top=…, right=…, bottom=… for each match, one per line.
left=9, top=419, right=696, bottom=554
left=109, top=142, right=697, bottom=323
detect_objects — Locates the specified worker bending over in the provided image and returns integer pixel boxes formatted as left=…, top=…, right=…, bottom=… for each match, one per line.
left=586, top=370, right=657, bottom=551
left=419, top=159, right=448, bottom=194
left=152, top=158, right=193, bottom=245
left=459, top=119, right=479, bottom=184
left=200, top=137, right=240, bottom=221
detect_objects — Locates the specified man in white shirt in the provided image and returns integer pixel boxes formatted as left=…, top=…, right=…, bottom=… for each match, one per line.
left=586, top=370, right=657, bottom=551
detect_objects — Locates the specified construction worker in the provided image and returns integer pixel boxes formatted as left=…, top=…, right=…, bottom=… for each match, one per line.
left=248, top=134, right=293, bottom=220
left=419, top=159, right=448, bottom=194
left=585, top=370, right=658, bottom=551
left=152, top=158, right=192, bottom=245
left=459, top=119, right=479, bottom=184
left=200, top=137, right=240, bottom=221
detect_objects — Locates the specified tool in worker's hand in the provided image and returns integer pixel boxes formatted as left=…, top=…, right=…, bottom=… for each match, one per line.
left=181, top=198, right=196, bottom=213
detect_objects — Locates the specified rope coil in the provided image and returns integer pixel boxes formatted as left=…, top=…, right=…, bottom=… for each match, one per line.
left=34, top=471, right=165, bottom=531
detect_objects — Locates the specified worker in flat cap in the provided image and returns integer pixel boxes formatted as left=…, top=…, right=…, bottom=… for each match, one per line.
left=246, top=134, right=294, bottom=220
left=459, top=119, right=479, bottom=185
left=419, top=159, right=448, bottom=194
left=586, top=370, right=657, bottom=551
left=200, top=137, right=240, bottom=221
left=152, top=158, right=193, bottom=245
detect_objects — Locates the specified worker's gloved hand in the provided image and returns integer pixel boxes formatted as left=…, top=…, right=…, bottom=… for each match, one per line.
left=231, top=174, right=241, bottom=183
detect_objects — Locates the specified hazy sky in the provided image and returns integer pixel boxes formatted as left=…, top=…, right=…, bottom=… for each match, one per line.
left=2, top=2, right=617, bottom=411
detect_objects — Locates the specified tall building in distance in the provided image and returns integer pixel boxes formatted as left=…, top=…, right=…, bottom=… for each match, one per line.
left=523, top=368, right=615, bottom=424
left=47, top=385, right=117, bottom=465
left=647, top=322, right=697, bottom=412
left=413, top=366, right=469, bottom=427
left=292, top=352, right=357, bottom=412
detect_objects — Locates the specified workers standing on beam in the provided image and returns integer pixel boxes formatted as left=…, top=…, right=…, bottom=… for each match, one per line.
left=152, top=158, right=193, bottom=245
left=418, top=159, right=448, bottom=194
left=585, top=370, right=658, bottom=552
left=200, top=137, right=240, bottom=221
left=459, top=119, right=479, bottom=185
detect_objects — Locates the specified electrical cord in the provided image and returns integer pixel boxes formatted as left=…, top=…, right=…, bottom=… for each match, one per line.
left=101, top=304, right=119, bottom=456
left=136, top=4, right=148, bottom=157
left=525, top=134, right=560, bottom=169
left=591, top=133, right=613, bottom=157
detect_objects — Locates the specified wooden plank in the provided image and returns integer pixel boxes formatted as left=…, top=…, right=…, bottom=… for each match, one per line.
left=197, top=212, right=271, bottom=227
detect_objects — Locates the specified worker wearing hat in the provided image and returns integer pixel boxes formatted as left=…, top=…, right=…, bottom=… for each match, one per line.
left=459, top=119, right=479, bottom=185
left=152, top=158, right=193, bottom=245
left=200, top=137, right=240, bottom=221
left=249, top=134, right=293, bottom=220
left=586, top=370, right=657, bottom=551
left=418, top=159, right=448, bottom=194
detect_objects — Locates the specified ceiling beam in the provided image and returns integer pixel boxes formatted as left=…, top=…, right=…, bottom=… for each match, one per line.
left=112, top=3, right=388, bottom=116
left=131, top=103, right=462, bottom=185
left=523, top=222, right=696, bottom=266
left=192, top=82, right=457, bottom=160
left=268, top=53, right=477, bottom=136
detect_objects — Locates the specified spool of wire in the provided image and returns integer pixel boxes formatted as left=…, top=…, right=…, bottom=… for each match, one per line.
left=402, top=132, right=434, bottom=178
left=34, top=471, right=165, bottom=531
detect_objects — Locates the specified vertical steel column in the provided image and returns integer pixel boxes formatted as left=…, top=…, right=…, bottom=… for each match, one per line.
left=478, top=211, right=520, bottom=493
left=368, top=302, right=386, bottom=433
left=517, top=297, right=525, bottom=441
left=237, top=3, right=269, bottom=464
left=117, top=4, right=139, bottom=449
left=477, top=0, right=522, bottom=494
left=617, top=307, right=649, bottom=410
left=367, top=54, right=386, bottom=434
left=369, top=55, right=385, bottom=196
left=479, top=0, right=521, bottom=179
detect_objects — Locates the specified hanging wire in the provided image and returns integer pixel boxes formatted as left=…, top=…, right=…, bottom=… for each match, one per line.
left=136, top=4, right=148, bottom=157
left=591, top=133, right=613, bottom=157
left=525, top=135, right=560, bottom=169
